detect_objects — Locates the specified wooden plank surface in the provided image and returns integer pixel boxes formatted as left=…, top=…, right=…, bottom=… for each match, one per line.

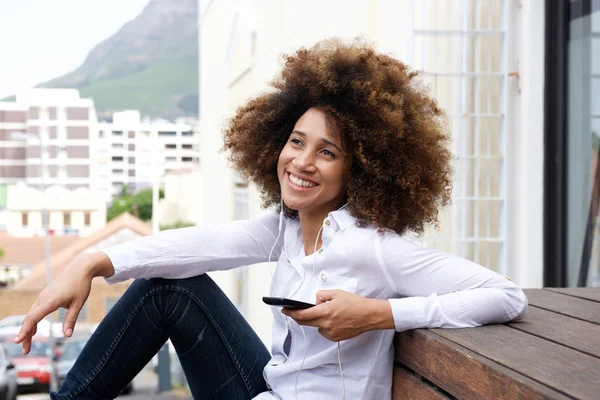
left=394, top=330, right=569, bottom=400
left=433, top=324, right=600, bottom=399
left=545, top=287, right=600, bottom=302
left=507, top=306, right=600, bottom=358
left=392, top=365, right=451, bottom=400
left=523, top=289, right=600, bottom=324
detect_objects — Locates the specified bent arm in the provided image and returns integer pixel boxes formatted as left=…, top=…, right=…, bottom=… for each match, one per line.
left=102, top=210, right=283, bottom=284
left=376, top=233, right=528, bottom=332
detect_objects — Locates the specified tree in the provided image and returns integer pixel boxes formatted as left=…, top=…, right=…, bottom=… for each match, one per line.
left=160, top=220, right=196, bottom=231
left=107, top=188, right=162, bottom=222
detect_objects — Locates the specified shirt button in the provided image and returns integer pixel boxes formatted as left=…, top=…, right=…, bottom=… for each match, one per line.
left=320, top=273, right=326, bottom=282
left=318, top=248, right=324, bottom=255
left=325, top=219, right=331, bottom=226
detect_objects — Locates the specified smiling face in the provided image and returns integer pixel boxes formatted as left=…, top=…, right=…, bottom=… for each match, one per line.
left=277, top=107, right=349, bottom=217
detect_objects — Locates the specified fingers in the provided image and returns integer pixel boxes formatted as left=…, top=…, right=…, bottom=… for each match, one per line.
left=283, top=303, right=330, bottom=325
left=15, top=300, right=60, bottom=354
left=316, top=289, right=340, bottom=304
left=62, top=303, right=82, bottom=337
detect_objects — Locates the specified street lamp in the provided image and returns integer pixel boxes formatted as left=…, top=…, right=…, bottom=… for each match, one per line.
left=10, top=131, right=57, bottom=393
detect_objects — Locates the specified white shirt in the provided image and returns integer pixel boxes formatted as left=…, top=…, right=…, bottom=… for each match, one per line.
left=103, top=209, right=528, bottom=400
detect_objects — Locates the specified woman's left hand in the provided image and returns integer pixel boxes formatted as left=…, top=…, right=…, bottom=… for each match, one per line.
left=282, top=290, right=395, bottom=342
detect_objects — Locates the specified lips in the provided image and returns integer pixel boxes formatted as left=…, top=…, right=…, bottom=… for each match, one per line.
left=287, top=172, right=319, bottom=190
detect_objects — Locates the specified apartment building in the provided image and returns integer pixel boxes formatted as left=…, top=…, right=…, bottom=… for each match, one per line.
left=0, top=89, right=98, bottom=192
left=96, top=110, right=200, bottom=199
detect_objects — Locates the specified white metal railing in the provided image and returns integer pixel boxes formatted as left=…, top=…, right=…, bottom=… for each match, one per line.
left=408, top=0, right=511, bottom=274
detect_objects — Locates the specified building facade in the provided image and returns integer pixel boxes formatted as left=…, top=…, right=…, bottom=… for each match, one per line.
left=0, top=89, right=98, bottom=191
left=96, top=110, right=200, bottom=199
left=3, top=184, right=106, bottom=237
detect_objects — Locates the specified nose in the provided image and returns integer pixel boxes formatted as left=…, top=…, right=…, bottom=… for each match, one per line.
left=292, top=149, right=316, bottom=172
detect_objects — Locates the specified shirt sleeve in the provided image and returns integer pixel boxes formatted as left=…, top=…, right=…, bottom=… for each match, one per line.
left=375, top=232, right=528, bottom=332
left=102, top=210, right=283, bottom=284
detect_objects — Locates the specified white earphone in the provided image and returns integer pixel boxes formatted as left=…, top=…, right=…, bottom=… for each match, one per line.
left=268, top=199, right=347, bottom=400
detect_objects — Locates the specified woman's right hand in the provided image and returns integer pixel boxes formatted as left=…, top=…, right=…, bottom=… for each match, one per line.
left=14, top=251, right=114, bottom=355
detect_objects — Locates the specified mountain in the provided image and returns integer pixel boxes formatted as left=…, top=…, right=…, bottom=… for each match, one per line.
left=39, top=0, right=198, bottom=121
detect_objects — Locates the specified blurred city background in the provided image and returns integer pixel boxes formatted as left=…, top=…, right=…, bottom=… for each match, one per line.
left=0, top=0, right=597, bottom=398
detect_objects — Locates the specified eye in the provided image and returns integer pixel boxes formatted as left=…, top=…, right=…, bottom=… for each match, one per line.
left=321, top=149, right=335, bottom=158
left=290, top=138, right=303, bottom=146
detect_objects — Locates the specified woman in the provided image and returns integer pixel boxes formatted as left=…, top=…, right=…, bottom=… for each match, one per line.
left=15, top=39, right=527, bottom=400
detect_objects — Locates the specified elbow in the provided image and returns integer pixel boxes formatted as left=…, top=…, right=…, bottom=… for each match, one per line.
left=508, top=287, right=529, bottom=321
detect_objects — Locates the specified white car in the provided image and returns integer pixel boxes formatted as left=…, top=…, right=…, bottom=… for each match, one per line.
left=0, top=315, right=64, bottom=341
left=0, top=343, right=17, bottom=400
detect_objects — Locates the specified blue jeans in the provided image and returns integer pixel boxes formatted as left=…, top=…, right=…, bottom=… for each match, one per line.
left=51, top=274, right=271, bottom=399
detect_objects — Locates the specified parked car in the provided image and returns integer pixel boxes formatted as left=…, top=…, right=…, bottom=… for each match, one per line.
left=0, top=315, right=64, bottom=341
left=3, top=337, right=54, bottom=394
left=57, top=337, right=133, bottom=395
left=0, top=343, right=17, bottom=400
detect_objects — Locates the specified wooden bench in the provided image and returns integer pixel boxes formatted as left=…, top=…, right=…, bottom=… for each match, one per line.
left=391, top=288, right=600, bottom=399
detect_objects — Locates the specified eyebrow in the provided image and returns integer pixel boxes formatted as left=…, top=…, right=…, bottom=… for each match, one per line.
left=291, top=130, right=343, bottom=153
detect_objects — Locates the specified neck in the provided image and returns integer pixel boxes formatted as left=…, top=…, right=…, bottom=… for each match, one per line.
left=299, top=205, right=344, bottom=255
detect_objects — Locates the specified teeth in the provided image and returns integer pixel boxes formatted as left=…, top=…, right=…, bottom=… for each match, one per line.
left=289, top=174, right=316, bottom=188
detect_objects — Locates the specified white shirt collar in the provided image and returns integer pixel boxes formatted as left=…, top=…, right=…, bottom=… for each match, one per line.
left=327, top=208, right=355, bottom=231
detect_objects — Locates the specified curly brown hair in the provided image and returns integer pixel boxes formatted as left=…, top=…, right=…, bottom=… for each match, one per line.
left=223, top=38, right=452, bottom=235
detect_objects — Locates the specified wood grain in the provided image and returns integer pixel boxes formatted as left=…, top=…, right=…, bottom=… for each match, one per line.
left=544, top=287, right=600, bottom=303
left=434, top=324, right=600, bottom=399
left=523, top=289, right=600, bottom=324
left=394, top=330, right=569, bottom=400
left=507, top=306, right=600, bottom=358
left=392, top=364, right=451, bottom=400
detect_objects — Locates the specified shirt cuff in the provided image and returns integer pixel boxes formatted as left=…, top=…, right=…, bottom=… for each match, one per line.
left=388, top=295, right=440, bottom=332
left=101, top=245, right=140, bottom=285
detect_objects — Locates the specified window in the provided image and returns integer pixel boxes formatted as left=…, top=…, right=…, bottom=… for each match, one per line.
left=112, top=131, right=123, bottom=136
left=165, top=144, right=177, bottom=149
left=112, top=143, right=124, bottom=149
left=112, top=156, right=124, bottom=162
left=181, top=157, right=193, bottom=162
left=182, top=144, right=194, bottom=150
left=112, top=169, right=124, bottom=175
left=546, top=4, right=600, bottom=287
left=165, top=157, right=177, bottom=162
left=182, top=131, right=194, bottom=136
left=64, top=212, right=71, bottom=226
left=99, top=131, right=106, bottom=138
left=22, top=212, right=28, bottom=227
left=158, top=131, right=176, bottom=136
left=84, top=212, right=91, bottom=226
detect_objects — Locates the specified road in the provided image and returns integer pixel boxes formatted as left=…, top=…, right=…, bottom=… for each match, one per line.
left=17, top=366, right=192, bottom=400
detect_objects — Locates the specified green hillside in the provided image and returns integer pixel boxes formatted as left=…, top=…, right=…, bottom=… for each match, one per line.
left=75, top=47, right=198, bottom=121
left=12, top=0, right=199, bottom=122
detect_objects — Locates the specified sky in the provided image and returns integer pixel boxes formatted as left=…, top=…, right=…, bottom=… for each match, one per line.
left=0, top=0, right=150, bottom=99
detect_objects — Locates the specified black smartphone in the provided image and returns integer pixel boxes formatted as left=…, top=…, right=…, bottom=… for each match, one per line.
left=262, top=297, right=315, bottom=309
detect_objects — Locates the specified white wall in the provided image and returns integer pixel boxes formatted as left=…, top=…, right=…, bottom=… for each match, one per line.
left=199, top=0, right=240, bottom=302
left=6, top=184, right=106, bottom=237
left=157, top=169, right=203, bottom=226
left=505, top=0, right=545, bottom=288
